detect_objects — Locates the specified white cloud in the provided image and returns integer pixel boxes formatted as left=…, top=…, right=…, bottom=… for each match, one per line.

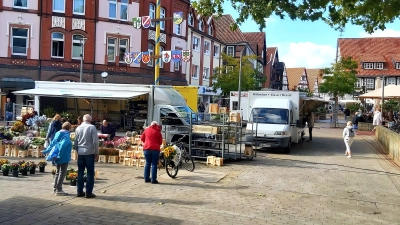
left=278, top=42, right=336, bottom=68
left=359, top=28, right=400, bottom=37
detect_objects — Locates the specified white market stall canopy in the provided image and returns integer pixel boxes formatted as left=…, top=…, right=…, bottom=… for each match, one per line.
left=13, top=81, right=152, bottom=100
left=359, top=85, right=400, bottom=99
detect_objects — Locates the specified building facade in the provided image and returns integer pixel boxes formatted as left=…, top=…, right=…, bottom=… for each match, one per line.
left=266, top=47, right=286, bottom=90
left=186, top=7, right=224, bottom=104
left=337, top=37, right=400, bottom=98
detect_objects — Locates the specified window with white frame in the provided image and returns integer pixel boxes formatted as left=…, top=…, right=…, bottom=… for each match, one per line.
left=175, top=23, right=181, bottom=35
left=148, top=43, right=154, bottom=67
left=72, top=34, right=83, bottom=59
left=159, top=46, right=164, bottom=68
left=174, top=61, right=180, bottom=71
left=149, top=4, right=155, bottom=27
left=208, top=24, right=213, bottom=35
left=198, top=19, right=204, bottom=31
left=120, top=0, right=128, bottom=20
left=53, top=0, right=65, bottom=12
left=203, top=67, right=209, bottom=79
left=204, top=41, right=210, bottom=55
left=14, top=0, right=27, bottom=8
left=107, top=37, right=116, bottom=62
left=213, top=45, right=219, bottom=58
left=387, top=77, right=396, bottom=85
left=73, top=0, right=85, bottom=14
left=355, top=78, right=361, bottom=88
left=363, top=63, right=373, bottom=69
left=397, top=78, right=400, bottom=85
left=374, top=62, right=384, bottom=69
left=366, top=78, right=374, bottom=89
left=192, top=37, right=200, bottom=51
left=51, top=32, right=64, bottom=58
left=109, top=0, right=117, bottom=19
left=192, top=65, right=199, bottom=78
left=160, top=8, right=166, bottom=30
left=227, top=46, right=234, bottom=57
left=188, top=13, right=193, bottom=26
left=119, top=39, right=128, bottom=63
left=396, top=62, right=400, bottom=69
left=11, top=27, right=28, bottom=56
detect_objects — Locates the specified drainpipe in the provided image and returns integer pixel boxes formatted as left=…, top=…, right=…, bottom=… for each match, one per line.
left=93, top=0, right=98, bottom=83
left=38, top=0, right=42, bottom=81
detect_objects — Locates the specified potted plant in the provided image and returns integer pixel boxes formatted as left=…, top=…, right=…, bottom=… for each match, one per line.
left=31, top=138, right=45, bottom=146
left=19, top=163, right=29, bottom=176
left=15, top=137, right=32, bottom=150
left=27, top=161, right=37, bottom=174
left=10, top=162, right=20, bottom=177
left=51, top=169, right=56, bottom=178
left=163, top=145, right=176, bottom=160
left=0, top=159, right=9, bottom=170
left=38, top=160, right=47, bottom=172
left=65, top=167, right=76, bottom=180
left=67, top=172, right=78, bottom=186
left=1, top=164, right=10, bottom=176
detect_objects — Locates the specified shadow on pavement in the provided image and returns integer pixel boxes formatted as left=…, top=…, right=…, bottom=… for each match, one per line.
left=158, top=181, right=249, bottom=190
left=97, top=195, right=204, bottom=206
left=0, top=196, right=183, bottom=225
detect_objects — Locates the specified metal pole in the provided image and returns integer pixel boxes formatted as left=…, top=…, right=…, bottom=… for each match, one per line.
left=154, top=0, right=161, bottom=85
left=80, top=39, right=86, bottom=83
left=381, top=76, right=385, bottom=122
left=237, top=48, right=245, bottom=158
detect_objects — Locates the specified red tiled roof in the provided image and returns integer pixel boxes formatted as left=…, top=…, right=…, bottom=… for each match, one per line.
left=338, top=38, right=400, bottom=77
left=359, top=54, right=386, bottom=62
left=286, top=68, right=307, bottom=91
left=391, top=54, right=400, bottom=62
left=243, top=32, right=266, bottom=58
left=306, top=69, right=322, bottom=91
left=265, top=47, right=277, bottom=87
left=214, top=15, right=247, bottom=43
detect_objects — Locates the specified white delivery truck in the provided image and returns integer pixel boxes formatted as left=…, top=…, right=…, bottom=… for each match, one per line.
left=229, top=91, right=249, bottom=122
left=13, top=81, right=196, bottom=143
left=244, top=91, right=308, bottom=153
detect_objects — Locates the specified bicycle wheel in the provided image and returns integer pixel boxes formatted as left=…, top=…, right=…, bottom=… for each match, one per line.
left=165, top=158, right=179, bottom=178
left=181, top=155, right=195, bottom=172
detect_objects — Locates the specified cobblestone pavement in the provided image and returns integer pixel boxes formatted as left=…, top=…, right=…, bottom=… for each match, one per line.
left=1, top=124, right=400, bottom=225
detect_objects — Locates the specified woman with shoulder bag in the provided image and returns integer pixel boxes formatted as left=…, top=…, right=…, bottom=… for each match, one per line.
left=42, top=122, right=73, bottom=196
left=343, top=121, right=355, bottom=158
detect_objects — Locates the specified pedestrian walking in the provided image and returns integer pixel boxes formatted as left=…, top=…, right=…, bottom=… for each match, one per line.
left=344, top=108, right=350, bottom=120
left=372, top=108, right=382, bottom=132
left=198, top=102, right=205, bottom=121
left=42, top=122, right=72, bottom=196
left=306, top=111, right=314, bottom=142
left=74, top=114, right=99, bottom=198
left=141, top=121, right=163, bottom=184
left=46, top=114, right=62, bottom=144
left=5, top=98, right=13, bottom=126
left=343, top=121, right=355, bottom=158
left=352, top=112, right=360, bottom=132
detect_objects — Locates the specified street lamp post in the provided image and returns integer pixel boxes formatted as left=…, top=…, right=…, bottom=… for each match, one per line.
left=381, top=76, right=385, bottom=122
left=79, top=37, right=88, bottom=83
left=101, top=72, right=108, bottom=83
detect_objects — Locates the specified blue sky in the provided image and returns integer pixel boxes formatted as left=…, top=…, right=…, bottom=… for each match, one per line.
left=224, top=2, right=400, bottom=69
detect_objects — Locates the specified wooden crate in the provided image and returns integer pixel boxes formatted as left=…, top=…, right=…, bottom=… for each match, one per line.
left=229, top=112, right=241, bottom=122
left=193, top=125, right=220, bottom=134
left=219, top=107, right=227, bottom=114
left=244, top=146, right=255, bottom=157
left=209, top=103, right=219, bottom=113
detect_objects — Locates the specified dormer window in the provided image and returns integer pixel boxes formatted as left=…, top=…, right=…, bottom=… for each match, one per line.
left=363, top=63, right=373, bottom=69
left=208, top=24, right=213, bottom=35
left=198, top=19, right=204, bottom=31
left=396, top=62, right=400, bottom=69
left=374, top=63, right=383, bottom=69
left=188, top=13, right=193, bottom=26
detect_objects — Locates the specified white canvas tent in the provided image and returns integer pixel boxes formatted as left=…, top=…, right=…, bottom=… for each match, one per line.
left=359, top=85, right=400, bottom=99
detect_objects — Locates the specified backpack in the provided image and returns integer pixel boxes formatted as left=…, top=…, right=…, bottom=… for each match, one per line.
left=348, top=128, right=355, bottom=137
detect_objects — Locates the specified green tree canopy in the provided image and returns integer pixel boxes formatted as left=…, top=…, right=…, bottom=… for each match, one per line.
left=192, top=0, right=400, bottom=33
left=319, top=56, right=358, bottom=98
left=212, top=54, right=265, bottom=96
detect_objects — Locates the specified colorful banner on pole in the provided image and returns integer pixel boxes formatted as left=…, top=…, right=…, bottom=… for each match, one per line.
left=122, top=50, right=191, bottom=65
left=131, top=12, right=183, bottom=29
left=173, top=12, right=183, bottom=24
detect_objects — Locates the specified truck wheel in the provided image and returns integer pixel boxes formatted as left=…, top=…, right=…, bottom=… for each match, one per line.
left=283, top=138, right=291, bottom=154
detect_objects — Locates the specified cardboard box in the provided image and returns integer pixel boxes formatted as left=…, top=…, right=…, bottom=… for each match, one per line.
left=193, top=125, right=220, bottom=134
left=229, top=112, right=241, bottom=122
left=209, top=103, right=219, bottom=113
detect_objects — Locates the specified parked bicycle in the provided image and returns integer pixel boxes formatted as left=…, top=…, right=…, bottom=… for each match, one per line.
left=159, top=135, right=195, bottom=178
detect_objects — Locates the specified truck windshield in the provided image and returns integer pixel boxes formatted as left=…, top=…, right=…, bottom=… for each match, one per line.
left=249, top=108, right=289, bottom=124
left=174, top=106, right=198, bottom=124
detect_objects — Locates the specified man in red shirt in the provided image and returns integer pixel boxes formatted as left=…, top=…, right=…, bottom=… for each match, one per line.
left=141, top=121, right=163, bottom=184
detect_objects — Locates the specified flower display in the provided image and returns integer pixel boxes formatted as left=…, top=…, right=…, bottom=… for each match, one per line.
left=10, top=121, right=24, bottom=133
left=163, top=145, right=176, bottom=159
left=26, top=161, right=37, bottom=170
left=1, top=164, right=11, bottom=171
left=2, top=140, right=14, bottom=145
left=103, top=140, right=114, bottom=148
left=14, top=137, right=33, bottom=150
left=10, top=162, right=20, bottom=170
left=38, top=161, right=47, bottom=168
left=0, top=159, right=9, bottom=167
left=19, top=163, right=28, bottom=171
left=31, top=138, right=45, bottom=146
left=114, top=138, right=129, bottom=150
left=67, top=172, right=78, bottom=181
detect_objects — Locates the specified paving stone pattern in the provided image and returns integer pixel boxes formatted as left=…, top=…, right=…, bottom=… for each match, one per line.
left=1, top=124, right=400, bottom=225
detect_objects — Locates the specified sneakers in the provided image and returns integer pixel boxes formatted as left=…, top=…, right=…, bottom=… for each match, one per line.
left=55, top=190, right=68, bottom=196
left=76, top=192, right=85, bottom=197
left=347, top=155, right=352, bottom=158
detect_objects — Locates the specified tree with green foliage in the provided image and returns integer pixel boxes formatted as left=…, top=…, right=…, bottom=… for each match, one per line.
left=192, top=0, right=400, bottom=34
left=319, top=56, right=358, bottom=127
left=212, top=54, right=266, bottom=97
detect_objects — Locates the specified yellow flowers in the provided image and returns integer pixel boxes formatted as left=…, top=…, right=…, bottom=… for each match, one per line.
left=163, top=146, right=176, bottom=159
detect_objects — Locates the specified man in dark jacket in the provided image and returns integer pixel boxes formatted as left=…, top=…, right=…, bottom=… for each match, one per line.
left=100, top=120, right=116, bottom=140
left=5, top=98, right=13, bottom=125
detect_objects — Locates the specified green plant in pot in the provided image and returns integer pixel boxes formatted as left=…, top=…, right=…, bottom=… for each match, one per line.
left=38, top=161, right=47, bottom=172
left=1, top=164, right=11, bottom=176
left=10, top=162, right=20, bottom=177
left=26, top=161, right=37, bottom=174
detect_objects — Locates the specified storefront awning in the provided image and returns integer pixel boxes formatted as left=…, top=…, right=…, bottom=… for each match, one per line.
left=13, top=88, right=148, bottom=100
left=1, top=78, right=35, bottom=89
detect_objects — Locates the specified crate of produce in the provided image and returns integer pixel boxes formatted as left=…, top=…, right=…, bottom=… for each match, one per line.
left=192, top=125, right=220, bottom=134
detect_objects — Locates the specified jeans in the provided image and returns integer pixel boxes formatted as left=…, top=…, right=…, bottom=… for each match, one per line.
left=144, top=150, right=160, bottom=182
left=54, top=163, right=68, bottom=192
left=77, top=154, right=95, bottom=194
left=308, top=127, right=313, bottom=141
